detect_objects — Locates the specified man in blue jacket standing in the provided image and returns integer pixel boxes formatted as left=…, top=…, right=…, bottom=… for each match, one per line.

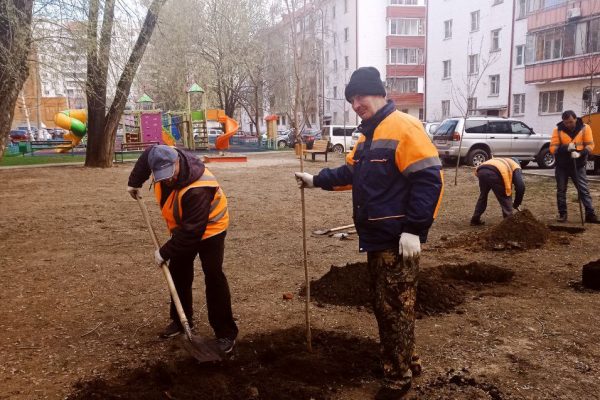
left=295, top=67, right=444, bottom=399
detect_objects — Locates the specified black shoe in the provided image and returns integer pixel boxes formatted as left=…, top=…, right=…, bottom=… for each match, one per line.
left=159, top=321, right=193, bottom=339
left=216, top=337, right=236, bottom=354
left=470, top=218, right=485, bottom=226
left=585, top=214, right=600, bottom=224
left=375, top=383, right=411, bottom=400
left=557, top=214, right=568, bottom=223
left=159, top=321, right=182, bottom=339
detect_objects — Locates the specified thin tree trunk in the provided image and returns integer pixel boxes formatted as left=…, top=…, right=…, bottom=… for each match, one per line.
left=0, top=0, right=34, bottom=161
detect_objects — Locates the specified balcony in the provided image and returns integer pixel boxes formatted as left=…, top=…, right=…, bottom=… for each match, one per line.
left=528, top=0, right=598, bottom=31
left=387, top=92, right=423, bottom=106
left=525, top=54, right=600, bottom=83
left=386, top=6, right=426, bottom=19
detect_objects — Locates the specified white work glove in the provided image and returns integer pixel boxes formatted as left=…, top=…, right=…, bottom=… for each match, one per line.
left=127, top=186, right=141, bottom=199
left=567, top=142, right=576, bottom=152
left=154, top=249, right=165, bottom=267
left=400, top=232, right=421, bottom=260
left=571, top=151, right=581, bottom=159
left=294, top=172, right=315, bottom=188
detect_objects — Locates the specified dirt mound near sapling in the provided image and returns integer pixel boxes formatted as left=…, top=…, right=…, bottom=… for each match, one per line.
left=304, top=262, right=466, bottom=317
left=482, top=209, right=549, bottom=250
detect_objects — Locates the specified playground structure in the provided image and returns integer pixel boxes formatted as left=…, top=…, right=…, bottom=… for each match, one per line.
left=53, top=109, right=88, bottom=152
left=50, top=89, right=241, bottom=155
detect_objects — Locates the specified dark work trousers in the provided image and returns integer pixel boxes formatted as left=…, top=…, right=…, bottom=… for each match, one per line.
left=168, top=231, right=238, bottom=340
left=472, top=168, right=513, bottom=220
left=555, top=163, right=595, bottom=217
left=368, top=248, right=418, bottom=390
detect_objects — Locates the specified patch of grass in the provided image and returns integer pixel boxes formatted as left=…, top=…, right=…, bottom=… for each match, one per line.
left=0, top=153, right=141, bottom=167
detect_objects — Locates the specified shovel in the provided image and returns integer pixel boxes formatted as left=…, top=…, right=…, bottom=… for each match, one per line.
left=135, top=196, right=222, bottom=363
left=313, top=223, right=354, bottom=235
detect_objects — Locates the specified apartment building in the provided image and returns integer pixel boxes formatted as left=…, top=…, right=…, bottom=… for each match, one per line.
left=426, top=0, right=515, bottom=121
left=520, top=0, right=600, bottom=135
left=264, top=0, right=427, bottom=131
left=427, top=0, right=599, bottom=136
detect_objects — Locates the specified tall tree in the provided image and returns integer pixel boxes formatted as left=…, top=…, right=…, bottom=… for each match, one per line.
left=85, top=0, right=167, bottom=167
left=0, top=0, right=34, bottom=160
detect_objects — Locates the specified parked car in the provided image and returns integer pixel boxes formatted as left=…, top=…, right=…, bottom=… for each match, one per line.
left=432, top=117, right=554, bottom=168
left=422, top=121, right=441, bottom=140
left=260, top=130, right=292, bottom=148
left=287, top=128, right=321, bottom=148
left=9, top=129, right=29, bottom=143
left=321, top=125, right=357, bottom=153
left=349, top=130, right=362, bottom=151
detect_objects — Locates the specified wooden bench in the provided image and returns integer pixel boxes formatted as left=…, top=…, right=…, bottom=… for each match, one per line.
left=303, top=139, right=329, bottom=161
left=114, top=141, right=159, bottom=163
left=20, top=140, right=75, bottom=155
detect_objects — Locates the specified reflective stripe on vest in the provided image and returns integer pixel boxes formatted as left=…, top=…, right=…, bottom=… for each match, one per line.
left=476, top=158, right=520, bottom=196
left=154, top=168, right=229, bottom=240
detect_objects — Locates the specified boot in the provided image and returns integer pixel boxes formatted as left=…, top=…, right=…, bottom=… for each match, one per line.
left=470, top=217, right=485, bottom=226
left=585, top=214, right=600, bottom=224
left=556, top=214, right=568, bottom=223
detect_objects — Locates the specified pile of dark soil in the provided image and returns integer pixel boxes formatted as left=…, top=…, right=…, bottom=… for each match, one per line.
left=304, top=262, right=514, bottom=317
left=413, top=368, right=504, bottom=400
left=67, top=328, right=379, bottom=400
left=481, top=209, right=549, bottom=250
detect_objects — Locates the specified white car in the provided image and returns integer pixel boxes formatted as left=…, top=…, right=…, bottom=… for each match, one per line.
left=321, top=125, right=357, bottom=153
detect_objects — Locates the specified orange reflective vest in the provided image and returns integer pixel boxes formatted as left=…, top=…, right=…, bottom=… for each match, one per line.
left=550, top=124, right=594, bottom=155
left=476, top=158, right=520, bottom=196
left=154, top=168, right=229, bottom=240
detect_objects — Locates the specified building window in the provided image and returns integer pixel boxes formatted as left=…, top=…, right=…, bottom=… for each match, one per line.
left=442, top=100, right=450, bottom=118
left=333, top=59, right=338, bottom=72
left=387, top=77, right=418, bottom=93
left=389, top=18, right=425, bottom=36
left=470, top=11, right=480, bottom=32
left=515, top=45, right=525, bottom=66
left=517, top=0, right=527, bottom=18
left=444, top=19, right=452, bottom=39
left=513, top=94, right=525, bottom=115
left=345, top=56, right=349, bottom=69
left=333, top=111, right=338, bottom=122
left=326, top=100, right=331, bottom=113
left=489, top=75, right=500, bottom=96
left=325, top=75, right=329, bottom=87
left=467, top=97, right=477, bottom=114
left=344, top=27, right=349, bottom=42
left=539, top=90, right=564, bottom=114
left=344, top=0, right=348, bottom=13
left=491, top=29, right=501, bottom=51
left=332, top=5, right=335, bottom=18
left=389, top=48, right=422, bottom=65
left=443, top=60, right=451, bottom=78
left=493, top=0, right=503, bottom=5
left=344, top=110, right=349, bottom=122
left=529, top=28, right=562, bottom=62
left=582, top=87, right=600, bottom=114
left=325, top=50, right=329, bottom=63
left=468, top=54, right=479, bottom=75
left=390, top=0, right=418, bottom=4
left=419, top=108, right=424, bottom=120
left=333, top=86, right=338, bottom=99
left=333, top=32, right=337, bottom=46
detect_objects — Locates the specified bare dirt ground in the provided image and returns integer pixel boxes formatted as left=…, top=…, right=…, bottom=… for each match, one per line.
left=1, top=151, right=600, bottom=400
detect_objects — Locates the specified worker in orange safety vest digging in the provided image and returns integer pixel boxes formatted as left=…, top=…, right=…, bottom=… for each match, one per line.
left=470, top=157, right=525, bottom=226
left=295, top=67, right=444, bottom=400
left=127, top=145, right=238, bottom=354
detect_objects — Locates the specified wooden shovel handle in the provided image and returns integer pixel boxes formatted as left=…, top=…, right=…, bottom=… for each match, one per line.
left=135, top=196, right=192, bottom=334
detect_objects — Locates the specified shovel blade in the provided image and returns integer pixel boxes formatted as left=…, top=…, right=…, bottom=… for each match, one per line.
left=180, top=335, right=223, bottom=363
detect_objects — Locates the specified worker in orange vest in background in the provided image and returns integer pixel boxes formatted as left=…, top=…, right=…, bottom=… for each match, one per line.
left=470, top=157, right=525, bottom=226
left=549, top=110, right=599, bottom=223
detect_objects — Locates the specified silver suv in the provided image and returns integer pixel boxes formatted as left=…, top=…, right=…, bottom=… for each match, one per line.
left=432, top=117, right=555, bottom=168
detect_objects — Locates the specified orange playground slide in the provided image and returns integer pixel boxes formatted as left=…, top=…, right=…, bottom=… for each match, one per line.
left=215, top=116, right=239, bottom=151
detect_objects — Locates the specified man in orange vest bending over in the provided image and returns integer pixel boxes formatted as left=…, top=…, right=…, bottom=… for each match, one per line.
left=550, top=110, right=599, bottom=223
left=127, top=145, right=238, bottom=354
left=470, top=157, right=525, bottom=226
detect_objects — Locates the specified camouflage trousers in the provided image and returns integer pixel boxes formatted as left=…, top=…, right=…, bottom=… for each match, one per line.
left=367, top=248, right=419, bottom=390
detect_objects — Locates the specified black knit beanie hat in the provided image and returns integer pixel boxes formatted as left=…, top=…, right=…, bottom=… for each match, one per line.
left=344, top=66, right=386, bottom=102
